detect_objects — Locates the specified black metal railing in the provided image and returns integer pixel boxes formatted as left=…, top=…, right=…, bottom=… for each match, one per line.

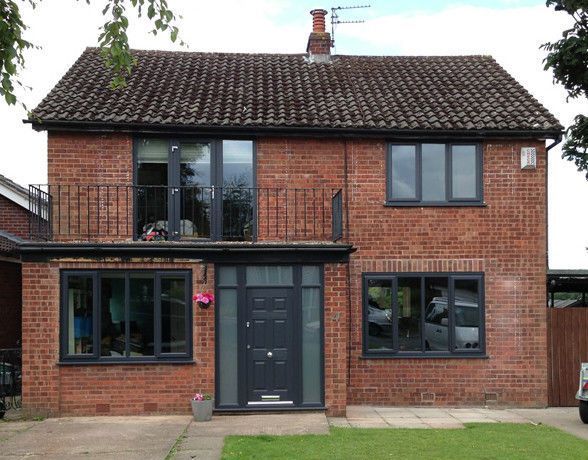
left=0, top=348, right=21, bottom=418
left=29, top=185, right=344, bottom=243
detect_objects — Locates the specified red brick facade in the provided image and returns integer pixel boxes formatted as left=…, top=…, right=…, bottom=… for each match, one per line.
left=21, top=132, right=548, bottom=416
left=22, top=260, right=215, bottom=416
left=0, top=194, right=29, bottom=239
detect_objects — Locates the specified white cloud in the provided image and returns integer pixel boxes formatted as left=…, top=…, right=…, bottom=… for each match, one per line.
left=0, top=2, right=586, bottom=267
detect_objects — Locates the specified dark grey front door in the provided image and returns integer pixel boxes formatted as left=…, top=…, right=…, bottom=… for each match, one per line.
left=246, top=287, right=294, bottom=405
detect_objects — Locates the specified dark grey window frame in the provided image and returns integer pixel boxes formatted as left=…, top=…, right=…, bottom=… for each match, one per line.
left=60, top=269, right=193, bottom=364
left=132, top=137, right=257, bottom=241
left=362, top=272, right=485, bottom=358
left=386, top=142, right=483, bottom=206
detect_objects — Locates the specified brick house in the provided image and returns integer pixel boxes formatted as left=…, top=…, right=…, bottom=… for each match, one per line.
left=0, top=174, right=29, bottom=349
left=20, top=9, right=562, bottom=417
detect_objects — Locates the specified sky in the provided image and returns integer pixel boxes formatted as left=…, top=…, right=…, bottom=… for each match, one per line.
left=0, top=0, right=586, bottom=268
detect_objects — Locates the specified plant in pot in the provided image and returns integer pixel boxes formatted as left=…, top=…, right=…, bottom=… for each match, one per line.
left=193, top=292, right=215, bottom=309
left=191, top=393, right=214, bottom=421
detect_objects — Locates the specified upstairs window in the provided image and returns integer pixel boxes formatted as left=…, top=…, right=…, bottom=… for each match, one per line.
left=387, top=143, right=482, bottom=205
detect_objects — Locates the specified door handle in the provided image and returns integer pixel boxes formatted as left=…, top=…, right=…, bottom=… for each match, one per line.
left=266, top=351, right=273, bottom=358
left=171, top=188, right=180, bottom=195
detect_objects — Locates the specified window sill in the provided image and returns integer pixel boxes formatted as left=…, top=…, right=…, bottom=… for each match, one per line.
left=360, top=353, right=488, bottom=360
left=384, top=201, right=487, bottom=208
left=58, top=358, right=195, bottom=365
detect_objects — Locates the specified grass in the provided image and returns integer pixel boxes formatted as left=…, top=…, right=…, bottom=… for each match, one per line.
left=222, top=424, right=588, bottom=460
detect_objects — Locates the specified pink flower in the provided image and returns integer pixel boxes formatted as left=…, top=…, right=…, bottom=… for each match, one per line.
left=193, top=292, right=215, bottom=304
left=192, top=393, right=204, bottom=401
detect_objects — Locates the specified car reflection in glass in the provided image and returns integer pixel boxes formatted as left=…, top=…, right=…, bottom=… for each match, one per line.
left=424, top=297, right=479, bottom=351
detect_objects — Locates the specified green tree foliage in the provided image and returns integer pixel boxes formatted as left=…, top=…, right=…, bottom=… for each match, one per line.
left=542, top=0, right=588, bottom=178
left=0, top=0, right=183, bottom=108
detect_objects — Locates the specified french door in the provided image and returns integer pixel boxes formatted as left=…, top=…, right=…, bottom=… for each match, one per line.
left=135, top=139, right=254, bottom=241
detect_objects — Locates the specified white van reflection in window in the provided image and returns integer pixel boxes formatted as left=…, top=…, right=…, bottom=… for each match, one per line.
left=424, top=297, right=479, bottom=351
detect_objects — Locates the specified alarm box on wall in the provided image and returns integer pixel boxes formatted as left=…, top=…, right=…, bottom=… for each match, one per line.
left=521, top=147, right=537, bottom=169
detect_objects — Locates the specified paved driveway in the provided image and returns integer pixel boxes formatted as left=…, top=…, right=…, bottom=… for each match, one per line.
left=0, top=416, right=190, bottom=460
left=0, top=413, right=329, bottom=460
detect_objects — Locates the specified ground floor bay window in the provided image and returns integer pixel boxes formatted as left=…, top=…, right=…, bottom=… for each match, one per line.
left=60, top=270, right=192, bottom=362
left=363, top=273, right=485, bottom=357
left=216, top=265, right=323, bottom=410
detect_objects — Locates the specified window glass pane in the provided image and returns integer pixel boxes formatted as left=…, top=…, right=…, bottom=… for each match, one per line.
left=161, top=277, right=188, bottom=354
left=218, top=289, right=238, bottom=405
left=129, top=274, right=155, bottom=356
left=424, top=277, right=449, bottom=351
left=66, top=275, right=94, bottom=355
left=451, top=145, right=477, bottom=199
left=453, top=279, right=481, bottom=351
left=137, top=139, right=168, bottom=185
left=223, top=140, right=253, bottom=188
left=302, top=266, right=320, bottom=285
left=422, top=144, right=446, bottom=201
left=136, top=139, right=168, bottom=238
left=397, top=278, right=422, bottom=352
left=390, top=145, right=416, bottom=199
left=222, top=141, right=254, bottom=241
left=302, top=288, right=321, bottom=404
left=180, top=143, right=212, bottom=238
left=100, top=274, right=125, bottom=357
left=366, top=278, right=393, bottom=351
left=246, top=266, right=293, bottom=285
left=218, top=266, right=237, bottom=286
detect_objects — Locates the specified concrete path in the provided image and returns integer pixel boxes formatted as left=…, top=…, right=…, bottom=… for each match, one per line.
left=512, top=407, right=588, bottom=441
left=0, top=416, right=191, bottom=459
left=173, top=413, right=329, bottom=460
left=330, top=406, right=530, bottom=429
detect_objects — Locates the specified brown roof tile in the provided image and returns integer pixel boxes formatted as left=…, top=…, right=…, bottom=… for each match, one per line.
left=31, top=48, right=562, bottom=133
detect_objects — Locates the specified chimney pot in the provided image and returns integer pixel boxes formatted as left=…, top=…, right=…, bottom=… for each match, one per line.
left=310, top=9, right=328, bottom=33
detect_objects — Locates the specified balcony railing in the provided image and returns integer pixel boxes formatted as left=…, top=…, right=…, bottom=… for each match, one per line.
left=29, top=185, right=344, bottom=243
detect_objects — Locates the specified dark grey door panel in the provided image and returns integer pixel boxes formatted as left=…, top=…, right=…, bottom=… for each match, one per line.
left=246, top=288, right=294, bottom=404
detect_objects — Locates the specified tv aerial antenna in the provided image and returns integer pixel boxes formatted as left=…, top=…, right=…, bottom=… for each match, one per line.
left=330, top=5, right=371, bottom=49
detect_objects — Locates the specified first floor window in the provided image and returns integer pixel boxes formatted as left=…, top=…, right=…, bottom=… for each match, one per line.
left=387, top=143, right=482, bottom=204
left=62, top=270, right=191, bottom=362
left=363, top=273, right=484, bottom=356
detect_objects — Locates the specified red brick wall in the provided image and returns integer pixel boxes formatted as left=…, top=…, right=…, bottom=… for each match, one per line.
left=35, top=133, right=549, bottom=413
left=0, top=194, right=29, bottom=239
left=22, top=259, right=348, bottom=416
left=22, top=260, right=214, bottom=417
left=47, top=132, right=133, bottom=241
left=0, top=261, right=22, bottom=348
left=257, top=137, right=548, bottom=407
left=323, top=263, right=349, bottom=416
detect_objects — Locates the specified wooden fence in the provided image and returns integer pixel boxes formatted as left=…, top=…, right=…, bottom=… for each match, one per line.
left=548, top=307, right=588, bottom=406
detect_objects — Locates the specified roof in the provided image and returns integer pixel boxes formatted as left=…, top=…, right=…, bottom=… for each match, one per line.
left=0, top=230, right=24, bottom=258
left=0, top=174, right=29, bottom=210
left=30, top=48, right=563, bottom=135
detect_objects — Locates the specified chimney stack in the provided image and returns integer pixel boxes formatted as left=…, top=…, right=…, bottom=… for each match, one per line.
left=306, top=9, right=331, bottom=57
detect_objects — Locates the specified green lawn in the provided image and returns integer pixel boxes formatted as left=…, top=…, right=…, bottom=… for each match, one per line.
left=222, top=424, right=588, bottom=460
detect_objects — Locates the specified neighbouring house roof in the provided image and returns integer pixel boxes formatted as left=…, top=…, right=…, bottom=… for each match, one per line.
left=0, top=173, right=29, bottom=210
left=29, top=48, right=562, bottom=135
left=0, top=230, right=24, bottom=258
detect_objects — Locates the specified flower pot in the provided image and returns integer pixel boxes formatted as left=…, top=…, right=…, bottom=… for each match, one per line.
left=197, top=301, right=211, bottom=309
left=191, top=399, right=214, bottom=422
